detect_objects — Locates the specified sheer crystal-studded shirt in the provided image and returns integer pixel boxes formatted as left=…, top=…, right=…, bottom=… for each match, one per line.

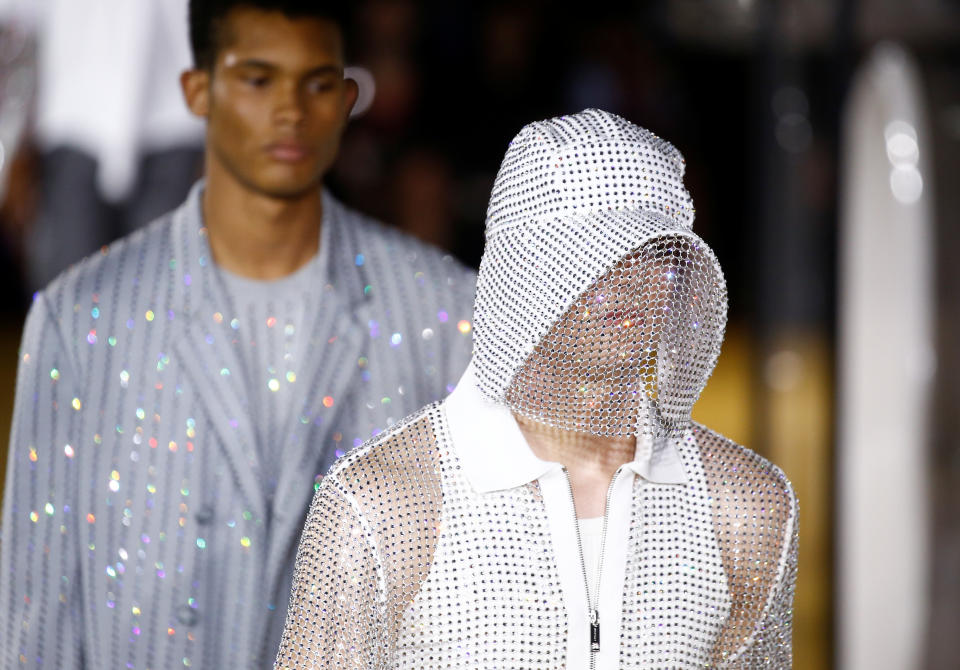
left=275, top=109, right=797, bottom=669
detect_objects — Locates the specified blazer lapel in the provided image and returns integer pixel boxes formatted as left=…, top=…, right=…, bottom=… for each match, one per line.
left=167, top=185, right=266, bottom=519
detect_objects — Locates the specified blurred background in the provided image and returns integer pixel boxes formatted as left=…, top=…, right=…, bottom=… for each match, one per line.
left=0, top=1, right=958, bottom=668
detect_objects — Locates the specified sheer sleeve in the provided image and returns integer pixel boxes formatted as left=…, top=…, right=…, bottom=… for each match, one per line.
left=274, top=408, right=452, bottom=668
left=274, top=476, right=387, bottom=669
left=729, top=504, right=798, bottom=668
left=696, top=424, right=799, bottom=668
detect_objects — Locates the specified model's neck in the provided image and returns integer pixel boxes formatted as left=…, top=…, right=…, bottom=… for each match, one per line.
left=202, top=158, right=323, bottom=280
left=513, top=413, right=635, bottom=518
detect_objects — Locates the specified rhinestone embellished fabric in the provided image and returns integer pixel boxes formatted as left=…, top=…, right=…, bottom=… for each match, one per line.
left=275, top=109, right=797, bottom=668
left=277, top=409, right=569, bottom=669
left=473, top=109, right=698, bottom=421
left=275, top=411, right=797, bottom=668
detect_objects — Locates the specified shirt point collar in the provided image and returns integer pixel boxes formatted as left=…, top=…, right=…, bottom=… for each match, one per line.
left=444, top=362, right=689, bottom=493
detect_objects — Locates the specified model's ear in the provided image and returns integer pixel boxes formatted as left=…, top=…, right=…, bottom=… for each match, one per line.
left=342, top=76, right=359, bottom=120
left=181, top=69, right=211, bottom=118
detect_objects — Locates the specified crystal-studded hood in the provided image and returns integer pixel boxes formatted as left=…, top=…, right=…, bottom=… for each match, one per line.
left=472, top=109, right=728, bottom=437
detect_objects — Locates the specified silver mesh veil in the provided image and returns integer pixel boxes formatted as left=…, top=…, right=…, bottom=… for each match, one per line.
left=275, top=110, right=798, bottom=669
left=474, top=109, right=726, bottom=437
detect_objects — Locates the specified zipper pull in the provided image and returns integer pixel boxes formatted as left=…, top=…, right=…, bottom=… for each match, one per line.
left=590, top=608, right=600, bottom=652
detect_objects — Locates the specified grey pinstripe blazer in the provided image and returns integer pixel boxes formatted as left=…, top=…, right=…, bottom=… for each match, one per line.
left=0, top=183, right=476, bottom=668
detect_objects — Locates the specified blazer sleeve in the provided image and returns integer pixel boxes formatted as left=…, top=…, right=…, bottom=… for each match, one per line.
left=274, top=476, right=387, bottom=669
left=0, top=294, right=85, bottom=668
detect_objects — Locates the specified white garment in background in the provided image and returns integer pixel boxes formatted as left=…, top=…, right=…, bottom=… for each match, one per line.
left=0, top=0, right=204, bottom=201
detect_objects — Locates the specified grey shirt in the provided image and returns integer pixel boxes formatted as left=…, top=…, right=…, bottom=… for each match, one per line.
left=218, top=256, right=319, bottom=496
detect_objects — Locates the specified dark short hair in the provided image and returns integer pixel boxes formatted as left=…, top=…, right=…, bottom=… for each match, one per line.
left=189, top=0, right=352, bottom=70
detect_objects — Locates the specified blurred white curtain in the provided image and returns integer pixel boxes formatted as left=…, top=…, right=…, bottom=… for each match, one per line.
left=838, top=42, right=935, bottom=670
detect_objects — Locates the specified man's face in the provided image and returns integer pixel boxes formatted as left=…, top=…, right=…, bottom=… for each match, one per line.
left=183, top=8, right=357, bottom=199
left=506, top=235, right=724, bottom=435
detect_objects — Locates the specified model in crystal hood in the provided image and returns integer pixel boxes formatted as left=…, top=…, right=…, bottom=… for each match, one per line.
left=275, top=109, right=798, bottom=669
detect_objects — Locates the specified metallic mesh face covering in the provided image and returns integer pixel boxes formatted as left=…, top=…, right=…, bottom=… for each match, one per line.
left=505, top=234, right=726, bottom=438
left=275, top=109, right=797, bottom=669
left=471, top=108, right=724, bottom=438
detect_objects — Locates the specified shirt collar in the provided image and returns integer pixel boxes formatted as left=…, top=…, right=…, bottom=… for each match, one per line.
left=444, top=361, right=689, bottom=494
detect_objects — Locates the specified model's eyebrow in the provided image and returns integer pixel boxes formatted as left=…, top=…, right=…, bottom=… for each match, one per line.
left=302, top=65, right=343, bottom=77
left=229, top=58, right=276, bottom=70
left=230, top=59, right=342, bottom=77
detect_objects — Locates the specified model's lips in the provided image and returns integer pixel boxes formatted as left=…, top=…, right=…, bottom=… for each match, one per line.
left=265, top=141, right=312, bottom=163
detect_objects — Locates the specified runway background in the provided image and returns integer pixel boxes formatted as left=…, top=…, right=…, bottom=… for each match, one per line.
left=1, top=1, right=959, bottom=668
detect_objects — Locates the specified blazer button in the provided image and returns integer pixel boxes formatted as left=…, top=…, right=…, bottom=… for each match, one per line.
left=195, top=505, right=214, bottom=525
left=177, top=604, right=199, bottom=626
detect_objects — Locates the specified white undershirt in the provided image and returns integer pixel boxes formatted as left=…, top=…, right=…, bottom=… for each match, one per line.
left=577, top=516, right=605, bottom=603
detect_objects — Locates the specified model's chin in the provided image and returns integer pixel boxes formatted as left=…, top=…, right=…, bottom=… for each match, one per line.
left=254, top=167, right=325, bottom=200
left=259, top=183, right=322, bottom=200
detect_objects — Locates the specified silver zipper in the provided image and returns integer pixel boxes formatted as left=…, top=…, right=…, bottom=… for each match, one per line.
left=562, top=466, right=623, bottom=670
